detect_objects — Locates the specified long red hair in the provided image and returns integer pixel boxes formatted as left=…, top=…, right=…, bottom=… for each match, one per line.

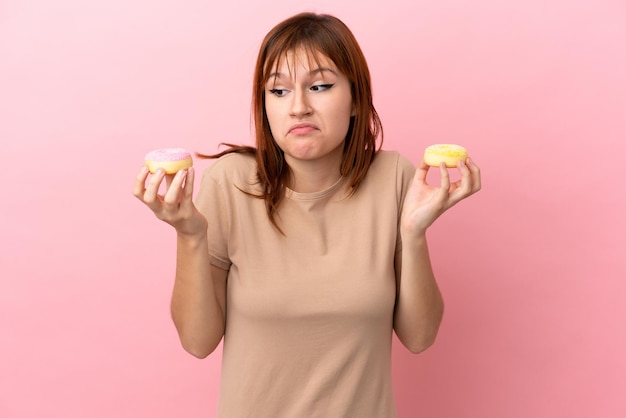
left=199, top=12, right=383, bottom=231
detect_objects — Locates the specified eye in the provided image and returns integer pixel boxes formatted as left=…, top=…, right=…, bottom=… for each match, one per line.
left=269, top=88, right=288, bottom=97
left=310, top=84, right=334, bottom=92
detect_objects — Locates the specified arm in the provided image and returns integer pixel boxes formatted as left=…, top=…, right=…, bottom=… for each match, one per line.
left=393, top=235, right=444, bottom=354
left=171, top=232, right=227, bottom=358
left=133, top=166, right=227, bottom=358
left=393, top=158, right=481, bottom=353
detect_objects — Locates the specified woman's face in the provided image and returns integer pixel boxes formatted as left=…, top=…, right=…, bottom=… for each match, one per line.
left=264, top=48, right=354, bottom=168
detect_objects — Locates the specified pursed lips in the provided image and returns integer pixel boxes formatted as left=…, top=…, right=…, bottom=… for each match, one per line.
left=288, top=123, right=318, bottom=135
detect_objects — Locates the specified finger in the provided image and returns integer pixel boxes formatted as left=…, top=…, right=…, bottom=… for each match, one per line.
left=143, top=169, right=166, bottom=205
left=439, top=163, right=450, bottom=187
left=164, top=172, right=177, bottom=189
left=438, top=163, right=451, bottom=193
left=448, top=160, right=476, bottom=206
left=456, top=159, right=473, bottom=195
left=448, top=161, right=472, bottom=203
left=177, top=168, right=197, bottom=219
left=163, top=169, right=188, bottom=206
left=414, top=160, right=430, bottom=184
left=182, top=167, right=195, bottom=201
left=132, top=166, right=150, bottom=199
left=467, top=158, right=482, bottom=193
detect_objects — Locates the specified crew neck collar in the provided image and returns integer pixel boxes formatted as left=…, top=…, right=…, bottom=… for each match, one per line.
left=285, top=176, right=346, bottom=201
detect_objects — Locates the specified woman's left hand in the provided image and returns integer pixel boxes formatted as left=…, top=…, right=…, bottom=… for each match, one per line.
left=401, top=158, right=481, bottom=237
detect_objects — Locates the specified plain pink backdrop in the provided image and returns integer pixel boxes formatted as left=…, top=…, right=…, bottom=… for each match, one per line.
left=1, top=0, right=625, bottom=417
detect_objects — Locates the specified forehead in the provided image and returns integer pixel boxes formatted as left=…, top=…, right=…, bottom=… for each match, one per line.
left=266, top=47, right=338, bottom=78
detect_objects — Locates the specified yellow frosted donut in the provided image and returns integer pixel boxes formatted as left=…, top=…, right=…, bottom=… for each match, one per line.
left=145, top=148, right=193, bottom=174
left=424, top=144, right=468, bottom=168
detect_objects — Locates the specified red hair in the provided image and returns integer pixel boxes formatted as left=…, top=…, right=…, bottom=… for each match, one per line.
left=199, top=12, right=383, bottom=231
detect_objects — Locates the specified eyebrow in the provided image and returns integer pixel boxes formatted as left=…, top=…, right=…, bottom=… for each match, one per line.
left=267, top=67, right=338, bottom=80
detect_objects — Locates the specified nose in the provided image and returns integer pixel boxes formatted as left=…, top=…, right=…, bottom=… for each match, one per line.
left=289, top=88, right=312, bottom=117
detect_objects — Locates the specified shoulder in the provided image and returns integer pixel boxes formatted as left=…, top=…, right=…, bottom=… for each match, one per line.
left=362, top=150, right=415, bottom=203
left=204, top=152, right=256, bottom=177
left=370, top=150, right=416, bottom=178
left=200, top=152, right=258, bottom=192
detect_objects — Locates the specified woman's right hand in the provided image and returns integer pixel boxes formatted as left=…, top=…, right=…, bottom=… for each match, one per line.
left=133, top=166, right=208, bottom=236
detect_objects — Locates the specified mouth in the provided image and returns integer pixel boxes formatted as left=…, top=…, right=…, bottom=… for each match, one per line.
left=288, top=123, right=318, bottom=136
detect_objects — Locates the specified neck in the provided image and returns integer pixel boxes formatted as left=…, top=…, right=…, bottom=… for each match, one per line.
left=285, top=154, right=343, bottom=193
left=288, top=167, right=342, bottom=193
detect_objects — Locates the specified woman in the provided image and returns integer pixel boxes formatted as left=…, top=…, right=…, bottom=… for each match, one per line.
left=134, top=12, right=481, bottom=417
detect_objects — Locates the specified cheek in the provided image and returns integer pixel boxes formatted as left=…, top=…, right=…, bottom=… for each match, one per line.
left=264, top=102, right=281, bottom=135
left=333, top=102, right=354, bottom=134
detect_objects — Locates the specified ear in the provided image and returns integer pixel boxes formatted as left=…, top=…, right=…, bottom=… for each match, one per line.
left=351, top=102, right=356, bottom=117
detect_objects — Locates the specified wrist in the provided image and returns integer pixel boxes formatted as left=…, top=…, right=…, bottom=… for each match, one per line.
left=174, top=213, right=208, bottom=240
left=401, top=229, right=428, bottom=249
left=176, top=227, right=208, bottom=248
left=400, top=215, right=433, bottom=242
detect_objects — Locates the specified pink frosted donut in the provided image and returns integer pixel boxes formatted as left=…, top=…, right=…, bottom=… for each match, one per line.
left=145, top=148, right=193, bottom=174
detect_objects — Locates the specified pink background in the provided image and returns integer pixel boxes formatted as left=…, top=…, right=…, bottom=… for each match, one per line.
left=1, top=0, right=625, bottom=417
